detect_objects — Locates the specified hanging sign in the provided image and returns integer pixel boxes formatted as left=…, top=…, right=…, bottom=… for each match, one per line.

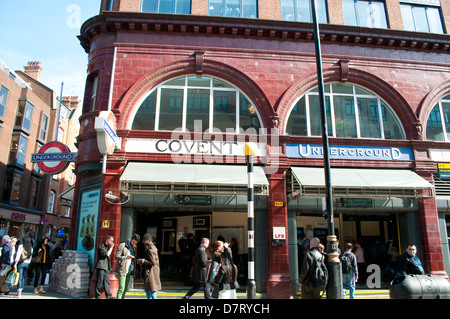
left=438, top=163, right=450, bottom=180
left=31, top=141, right=77, bottom=174
left=95, top=111, right=119, bottom=155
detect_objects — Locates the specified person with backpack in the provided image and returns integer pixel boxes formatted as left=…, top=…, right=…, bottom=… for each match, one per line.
left=340, top=242, right=358, bottom=299
left=299, top=237, right=328, bottom=299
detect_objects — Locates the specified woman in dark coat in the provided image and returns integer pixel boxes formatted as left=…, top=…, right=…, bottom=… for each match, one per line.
left=32, top=237, right=51, bottom=294
left=213, top=250, right=239, bottom=299
left=137, top=233, right=161, bottom=299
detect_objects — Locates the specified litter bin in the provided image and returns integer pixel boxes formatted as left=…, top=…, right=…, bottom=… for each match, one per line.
left=390, top=274, right=450, bottom=299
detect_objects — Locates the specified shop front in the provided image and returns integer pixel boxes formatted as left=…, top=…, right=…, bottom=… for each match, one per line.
left=0, top=207, right=41, bottom=240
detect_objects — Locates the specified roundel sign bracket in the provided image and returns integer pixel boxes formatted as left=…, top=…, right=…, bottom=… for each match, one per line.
left=31, top=141, right=77, bottom=174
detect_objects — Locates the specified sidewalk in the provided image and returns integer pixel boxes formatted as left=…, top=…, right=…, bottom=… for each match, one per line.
left=0, top=283, right=390, bottom=300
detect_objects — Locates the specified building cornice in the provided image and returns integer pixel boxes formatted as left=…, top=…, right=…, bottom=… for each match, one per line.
left=79, top=11, right=450, bottom=53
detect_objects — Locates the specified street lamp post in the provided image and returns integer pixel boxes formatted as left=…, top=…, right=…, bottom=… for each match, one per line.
left=310, top=0, right=343, bottom=299
left=244, top=142, right=258, bottom=299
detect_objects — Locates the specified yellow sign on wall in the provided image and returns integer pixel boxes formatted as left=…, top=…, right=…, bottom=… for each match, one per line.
left=274, top=201, right=284, bottom=207
left=102, top=220, right=110, bottom=228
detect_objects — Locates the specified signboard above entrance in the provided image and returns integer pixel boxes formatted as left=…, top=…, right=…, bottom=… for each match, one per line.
left=287, top=144, right=414, bottom=161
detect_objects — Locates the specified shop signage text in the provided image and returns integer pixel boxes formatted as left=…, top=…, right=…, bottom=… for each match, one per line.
left=286, top=144, right=414, bottom=161
left=438, top=163, right=450, bottom=180
left=126, top=138, right=267, bottom=157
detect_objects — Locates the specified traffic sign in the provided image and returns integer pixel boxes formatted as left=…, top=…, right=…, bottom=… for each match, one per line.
left=31, top=141, right=77, bottom=174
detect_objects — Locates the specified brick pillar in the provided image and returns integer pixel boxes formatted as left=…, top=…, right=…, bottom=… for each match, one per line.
left=265, top=166, right=293, bottom=299
left=417, top=197, right=447, bottom=276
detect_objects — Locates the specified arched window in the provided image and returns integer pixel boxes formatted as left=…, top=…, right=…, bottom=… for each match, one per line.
left=426, top=93, right=450, bottom=141
left=131, top=75, right=262, bottom=132
left=285, top=82, right=406, bottom=139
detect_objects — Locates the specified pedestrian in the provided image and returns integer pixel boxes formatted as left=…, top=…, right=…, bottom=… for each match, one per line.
left=25, top=232, right=36, bottom=285
left=213, top=249, right=239, bottom=299
left=51, top=238, right=65, bottom=261
left=32, top=237, right=51, bottom=294
left=115, top=234, right=139, bottom=299
left=230, top=238, right=239, bottom=266
left=137, top=233, right=161, bottom=299
left=397, top=244, right=424, bottom=275
left=341, top=242, right=358, bottom=299
left=0, top=235, right=12, bottom=295
left=183, top=237, right=211, bottom=299
left=354, top=241, right=366, bottom=285
left=299, top=237, right=328, bottom=299
left=94, top=236, right=114, bottom=299
left=14, top=235, right=33, bottom=298
left=179, top=233, right=195, bottom=286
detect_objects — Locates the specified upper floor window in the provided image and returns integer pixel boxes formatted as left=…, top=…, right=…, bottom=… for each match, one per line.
left=107, top=0, right=114, bottom=10
left=281, top=0, right=328, bottom=23
left=47, top=190, right=56, bottom=214
left=343, top=0, right=388, bottom=28
left=15, top=100, right=34, bottom=132
left=208, top=0, right=257, bottom=18
left=131, top=75, right=262, bottom=132
left=285, top=82, right=406, bottom=139
left=39, top=114, right=49, bottom=141
left=141, top=0, right=191, bottom=14
left=400, top=3, right=444, bottom=34
left=2, top=169, right=23, bottom=205
left=0, top=85, right=9, bottom=119
left=426, top=93, right=450, bottom=141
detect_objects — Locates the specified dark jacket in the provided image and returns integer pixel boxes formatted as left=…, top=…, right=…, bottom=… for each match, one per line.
left=95, top=243, right=112, bottom=271
left=341, top=250, right=359, bottom=277
left=214, top=263, right=239, bottom=291
left=398, top=252, right=424, bottom=275
left=299, top=247, right=325, bottom=287
left=1, top=241, right=12, bottom=266
left=32, top=243, right=51, bottom=265
left=192, top=246, right=209, bottom=284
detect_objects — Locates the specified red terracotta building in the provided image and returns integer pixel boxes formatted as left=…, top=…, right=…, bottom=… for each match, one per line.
left=73, top=0, right=450, bottom=298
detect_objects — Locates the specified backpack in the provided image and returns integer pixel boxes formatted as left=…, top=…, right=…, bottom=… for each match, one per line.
left=340, top=253, right=353, bottom=274
left=309, top=249, right=329, bottom=290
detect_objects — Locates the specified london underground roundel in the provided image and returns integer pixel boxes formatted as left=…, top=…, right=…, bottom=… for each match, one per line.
left=31, top=141, right=77, bottom=174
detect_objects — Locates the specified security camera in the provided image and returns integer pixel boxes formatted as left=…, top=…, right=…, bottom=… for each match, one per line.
left=105, top=191, right=119, bottom=201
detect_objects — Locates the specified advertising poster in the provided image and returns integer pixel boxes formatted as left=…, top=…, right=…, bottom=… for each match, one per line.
left=76, top=188, right=101, bottom=270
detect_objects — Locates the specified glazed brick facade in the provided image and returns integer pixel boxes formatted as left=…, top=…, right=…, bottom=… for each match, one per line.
left=75, top=0, right=450, bottom=298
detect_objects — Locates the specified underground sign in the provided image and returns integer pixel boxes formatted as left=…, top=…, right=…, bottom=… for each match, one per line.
left=31, top=141, right=77, bottom=174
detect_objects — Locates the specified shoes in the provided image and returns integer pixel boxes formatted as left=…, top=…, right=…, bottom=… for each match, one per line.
left=34, top=288, right=39, bottom=294
left=39, top=289, right=47, bottom=294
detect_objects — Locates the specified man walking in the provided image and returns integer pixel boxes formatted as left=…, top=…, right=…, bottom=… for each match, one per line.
left=115, top=234, right=140, bottom=299
left=0, top=235, right=12, bottom=295
left=95, top=236, right=114, bottom=299
left=299, top=237, right=328, bottom=299
left=341, top=242, right=358, bottom=299
left=183, top=238, right=211, bottom=299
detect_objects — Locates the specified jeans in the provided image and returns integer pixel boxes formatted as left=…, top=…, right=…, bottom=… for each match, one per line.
left=95, top=269, right=111, bottom=299
left=146, top=291, right=157, bottom=299
left=343, top=271, right=356, bottom=299
left=34, top=263, right=48, bottom=288
left=116, top=273, right=132, bottom=299
left=17, top=262, right=29, bottom=291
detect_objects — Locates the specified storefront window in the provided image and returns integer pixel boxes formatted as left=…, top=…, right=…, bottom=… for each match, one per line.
left=426, top=93, right=450, bottom=141
left=286, top=82, right=406, bottom=139
left=132, top=75, right=262, bottom=132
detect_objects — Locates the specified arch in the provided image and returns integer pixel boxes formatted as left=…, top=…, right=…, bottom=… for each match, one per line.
left=418, top=80, right=450, bottom=140
left=117, top=58, right=274, bottom=130
left=278, top=66, right=418, bottom=139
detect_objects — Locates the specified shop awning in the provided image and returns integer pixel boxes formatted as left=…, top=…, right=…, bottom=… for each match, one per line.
left=288, top=167, right=434, bottom=199
left=120, top=162, right=269, bottom=196
left=57, top=186, right=74, bottom=206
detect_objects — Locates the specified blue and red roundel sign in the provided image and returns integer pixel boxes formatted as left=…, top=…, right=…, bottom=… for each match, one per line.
left=31, top=141, right=77, bottom=174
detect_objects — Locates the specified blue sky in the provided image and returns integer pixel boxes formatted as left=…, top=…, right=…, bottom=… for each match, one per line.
left=1, top=1, right=100, bottom=99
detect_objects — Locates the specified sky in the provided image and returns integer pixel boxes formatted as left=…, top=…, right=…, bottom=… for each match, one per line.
left=0, top=1, right=101, bottom=100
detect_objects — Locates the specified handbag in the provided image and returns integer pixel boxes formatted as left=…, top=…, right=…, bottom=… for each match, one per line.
left=5, top=270, right=17, bottom=287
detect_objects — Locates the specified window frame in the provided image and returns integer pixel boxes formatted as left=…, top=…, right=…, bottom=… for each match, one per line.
left=343, top=0, right=388, bottom=28
left=280, top=0, right=328, bottom=23
left=141, top=0, right=192, bottom=14
left=0, top=84, right=9, bottom=120
left=208, top=0, right=258, bottom=18
left=426, top=94, right=450, bottom=141
left=400, top=3, right=444, bottom=34
left=130, top=75, right=263, bottom=133
left=285, top=82, right=406, bottom=140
